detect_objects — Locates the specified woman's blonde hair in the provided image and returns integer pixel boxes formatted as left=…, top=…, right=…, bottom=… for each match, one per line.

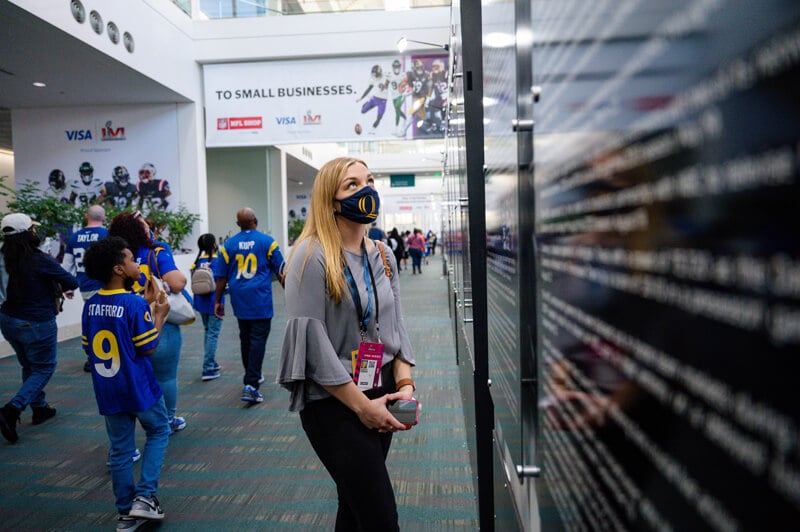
left=288, top=156, right=368, bottom=304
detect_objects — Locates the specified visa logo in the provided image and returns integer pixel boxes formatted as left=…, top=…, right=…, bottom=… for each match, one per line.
left=275, top=117, right=296, bottom=125
left=66, top=130, right=93, bottom=141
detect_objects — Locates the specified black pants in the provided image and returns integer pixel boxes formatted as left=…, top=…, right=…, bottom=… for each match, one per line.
left=300, top=396, right=399, bottom=532
left=236, top=318, right=271, bottom=388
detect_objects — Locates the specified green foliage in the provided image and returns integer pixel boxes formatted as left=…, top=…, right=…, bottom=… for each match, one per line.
left=0, top=178, right=80, bottom=239
left=0, top=176, right=201, bottom=251
left=288, top=218, right=305, bottom=245
left=143, top=204, right=202, bottom=252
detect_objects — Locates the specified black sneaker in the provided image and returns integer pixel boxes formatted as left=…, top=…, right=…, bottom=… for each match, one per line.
left=83, top=360, right=91, bottom=373
left=31, top=404, right=57, bottom=425
left=0, top=404, right=21, bottom=443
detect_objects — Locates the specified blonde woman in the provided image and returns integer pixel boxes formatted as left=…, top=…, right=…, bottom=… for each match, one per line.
left=279, top=157, right=416, bottom=531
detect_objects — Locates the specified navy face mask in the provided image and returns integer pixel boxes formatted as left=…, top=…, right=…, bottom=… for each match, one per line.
left=335, top=186, right=380, bottom=224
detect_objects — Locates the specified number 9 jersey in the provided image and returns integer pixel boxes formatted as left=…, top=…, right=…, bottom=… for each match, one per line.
left=82, top=288, right=162, bottom=416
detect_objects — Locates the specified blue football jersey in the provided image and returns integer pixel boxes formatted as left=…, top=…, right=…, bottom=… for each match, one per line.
left=215, top=230, right=284, bottom=319
left=64, top=226, right=108, bottom=293
left=132, top=245, right=178, bottom=295
left=82, top=289, right=162, bottom=415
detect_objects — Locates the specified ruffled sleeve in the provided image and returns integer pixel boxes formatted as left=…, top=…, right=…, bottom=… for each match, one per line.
left=278, top=239, right=352, bottom=411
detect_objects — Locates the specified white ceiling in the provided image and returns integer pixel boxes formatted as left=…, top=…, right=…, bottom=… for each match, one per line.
left=0, top=0, right=190, bottom=151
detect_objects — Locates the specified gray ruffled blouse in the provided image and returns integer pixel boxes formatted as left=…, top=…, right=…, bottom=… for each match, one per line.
left=278, top=238, right=415, bottom=411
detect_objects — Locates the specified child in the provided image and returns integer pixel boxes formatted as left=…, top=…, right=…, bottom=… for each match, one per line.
left=191, top=233, right=224, bottom=380
left=82, top=236, right=170, bottom=530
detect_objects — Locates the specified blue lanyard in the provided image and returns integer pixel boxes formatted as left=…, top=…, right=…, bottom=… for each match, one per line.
left=343, top=240, right=380, bottom=340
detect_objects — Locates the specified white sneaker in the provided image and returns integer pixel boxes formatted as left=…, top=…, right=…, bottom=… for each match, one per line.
left=129, top=495, right=165, bottom=520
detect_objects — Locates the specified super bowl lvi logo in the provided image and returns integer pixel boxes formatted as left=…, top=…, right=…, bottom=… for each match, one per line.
left=358, top=196, right=378, bottom=219
left=101, top=120, right=126, bottom=141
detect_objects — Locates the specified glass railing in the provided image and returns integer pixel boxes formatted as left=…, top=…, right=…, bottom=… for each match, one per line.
left=188, top=0, right=448, bottom=19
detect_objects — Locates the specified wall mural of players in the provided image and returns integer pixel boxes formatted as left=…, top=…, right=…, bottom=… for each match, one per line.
left=99, top=165, right=138, bottom=208
left=35, top=160, right=173, bottom=214
left=136, top=162, right=171, bottom=210
left=352, top=55, right=449, bottom=140
left=386, top=59, right=408, bottom=137
left=69, top=162, right=105, bottom=207
left=45, top=169, right=70, bottom=203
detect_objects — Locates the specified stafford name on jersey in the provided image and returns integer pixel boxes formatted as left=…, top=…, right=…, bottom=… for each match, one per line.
left=87, top=303, right=125, bottom=318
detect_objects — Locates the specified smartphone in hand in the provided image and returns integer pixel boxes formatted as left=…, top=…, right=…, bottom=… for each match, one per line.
left=388, top=399, right=420, bottom=426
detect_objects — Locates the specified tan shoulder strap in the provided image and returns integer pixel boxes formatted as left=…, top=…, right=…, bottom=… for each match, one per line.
left=375, top=240, right=392, bottom=278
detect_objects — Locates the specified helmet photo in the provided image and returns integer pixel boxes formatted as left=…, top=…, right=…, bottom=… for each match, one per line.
left=48, top=169, right=66, bottom=190
left=392, top=59, right=402, bottom=73
left=139, top=163, right=156, bottom=183
left=413, top=59, right=425, bottom=75
left=371, top=64, right=382, bottom=77
left=112, top=165, right=130, bottom=185
left=79, top=161, right=94, bottom=184
left=432, top=59, right=445, bottom=74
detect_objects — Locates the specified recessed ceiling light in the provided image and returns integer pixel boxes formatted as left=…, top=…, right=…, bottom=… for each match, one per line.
left=32, top=82, right=46, bottom=87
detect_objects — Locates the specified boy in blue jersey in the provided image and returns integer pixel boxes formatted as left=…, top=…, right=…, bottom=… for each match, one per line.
left=82, top=236, right=171, bottom=530
left=214, top=207, right=285, bottom=404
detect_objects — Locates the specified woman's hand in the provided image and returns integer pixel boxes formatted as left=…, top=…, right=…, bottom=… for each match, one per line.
left=357, top=394, right=408, bottom=433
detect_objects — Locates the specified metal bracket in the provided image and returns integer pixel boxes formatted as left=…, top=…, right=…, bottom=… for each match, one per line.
left=516, top=465, right=541, bottom=478
left=512, top=119, right=534, bottom=132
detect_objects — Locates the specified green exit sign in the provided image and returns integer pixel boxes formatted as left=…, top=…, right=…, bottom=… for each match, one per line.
left=390, top=174, right=415, bottom=187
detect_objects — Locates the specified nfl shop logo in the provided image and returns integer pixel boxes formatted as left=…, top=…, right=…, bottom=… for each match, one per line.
left=217, top=118, right=229, bottom=130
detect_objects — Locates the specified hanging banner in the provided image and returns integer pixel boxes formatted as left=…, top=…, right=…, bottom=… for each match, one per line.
left=204, top=53, right=449, bottom=147
left=12, top=104, right=181, bottom=213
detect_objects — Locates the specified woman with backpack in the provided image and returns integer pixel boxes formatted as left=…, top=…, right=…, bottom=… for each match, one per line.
left=190, top=233, right=224, bottom=381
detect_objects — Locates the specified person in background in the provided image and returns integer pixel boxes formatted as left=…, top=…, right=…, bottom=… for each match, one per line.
left=368, top=222, right=387, bottom=243
left=191, top=233, right=224, bottom=381
left=387, top=227, right=405, bottom=271
left=279, top=157, right=416, bottom=531
left=0, top=213, right=78, bottom=443
left=82, top=236, right=171, bottom=529
left=214, top=208, right=285, bottom=404
left=62, top=205, right=109, bottom=371
left=109, top=212, right=188, bottom=435
left=406, top=228, right=426, bottom=275
left=427, top=230, right=437, bottom=256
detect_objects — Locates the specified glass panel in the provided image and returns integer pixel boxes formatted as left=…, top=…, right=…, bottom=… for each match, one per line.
left=535, top=1, right=800, bottom=529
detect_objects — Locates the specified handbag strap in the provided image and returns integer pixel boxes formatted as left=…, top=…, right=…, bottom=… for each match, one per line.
left=374, top=240, right=392, bottom=279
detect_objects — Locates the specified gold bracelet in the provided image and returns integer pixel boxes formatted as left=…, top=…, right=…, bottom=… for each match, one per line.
left=395, top=378, right=416, bottom=392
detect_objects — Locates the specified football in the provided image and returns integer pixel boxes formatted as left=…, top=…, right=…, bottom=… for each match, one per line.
left=355, top=123, right=362, bottom=135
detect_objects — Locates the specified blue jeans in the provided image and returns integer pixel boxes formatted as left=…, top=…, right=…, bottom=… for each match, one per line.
left=237, top=318, right=271, bottom=388
left=149, top=323, right=182, bottom=422
left=200, top=313, right=222, bottom=372
left=409, top=248, right=423, bottom=272
left=105, top=396, right=170, bottom=514
left=0, top=313, right=58, bottom=410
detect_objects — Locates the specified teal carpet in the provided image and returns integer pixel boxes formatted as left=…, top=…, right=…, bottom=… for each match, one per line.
left=0, top=257, right=478, bottom=530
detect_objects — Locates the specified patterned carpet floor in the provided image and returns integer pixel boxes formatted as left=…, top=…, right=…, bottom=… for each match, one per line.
left=0, top=256, right=478, bottom=531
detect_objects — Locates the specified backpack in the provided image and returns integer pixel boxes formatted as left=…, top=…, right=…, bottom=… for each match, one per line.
left=191, top=265, right=215, bottom=295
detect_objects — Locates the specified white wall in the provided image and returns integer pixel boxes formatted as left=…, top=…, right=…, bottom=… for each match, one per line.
left=0, top=152, right=14, bottom=214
